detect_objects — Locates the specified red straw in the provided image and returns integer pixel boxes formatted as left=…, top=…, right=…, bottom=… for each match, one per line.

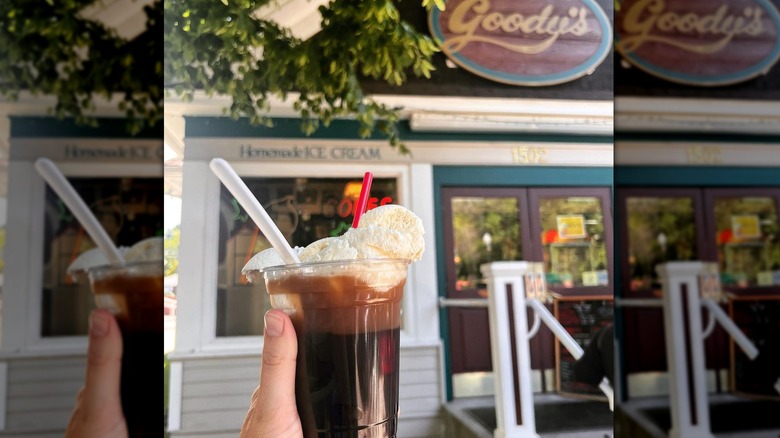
left=352, top=172, right=374, bottom=228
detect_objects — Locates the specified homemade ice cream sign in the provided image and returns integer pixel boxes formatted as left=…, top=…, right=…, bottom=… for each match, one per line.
left=428, top=0, right=612, bottom=85
left=615, top=0, right=780, bottom=86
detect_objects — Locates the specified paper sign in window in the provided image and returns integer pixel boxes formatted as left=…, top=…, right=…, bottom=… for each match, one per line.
left=731, top=215, right=761, bottom=240
left=557, top=215, right=587, bottom=240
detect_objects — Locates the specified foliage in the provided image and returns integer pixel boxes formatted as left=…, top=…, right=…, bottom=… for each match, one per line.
left=0, top=228, right=4, bottom=273
left=164, top=226, right=180, bottom=276
left=0, top=0, right=163, bottom=133
left=452, top=198, right=521, bottom=287
left=164, top=0, right=441, bottom=153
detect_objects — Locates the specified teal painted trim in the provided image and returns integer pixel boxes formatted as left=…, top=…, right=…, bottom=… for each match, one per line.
left=612, top=197, right=627, bottom=402
left=184, top=117, right=613, bottom=144
left=616, top=133, right=780, bottom=143
left=433, top=165, right=614, bottom=401
left=435, top=166, right=613, bottom=187
left=10, top=117, right=162, bottom=138
left=433, top=180, right=453, bottom=401
left=616, top=166, right=780, bottom=186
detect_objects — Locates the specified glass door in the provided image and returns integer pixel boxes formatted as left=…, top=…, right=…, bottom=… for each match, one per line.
left=617, top=187, right=780, bottom=383
left=704, top=189, right=780, bottom=295
left=442, top=188, right=529, bottom=398
left=442, top=186, right=613, bottom=399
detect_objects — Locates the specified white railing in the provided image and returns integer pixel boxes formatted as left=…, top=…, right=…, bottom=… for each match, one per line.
left=480, top=261, right=614, bottom=438
left=617, top=262, right=761, bottom=438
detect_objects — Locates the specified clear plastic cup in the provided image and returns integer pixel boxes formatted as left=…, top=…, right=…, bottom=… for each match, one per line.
left=259, top=258, right=409, bottom=438
left=88, top=261, right=163, bottom=438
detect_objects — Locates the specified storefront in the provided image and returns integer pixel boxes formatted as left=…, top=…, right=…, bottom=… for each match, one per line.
left=613, top=0, right=780, bottom=434
left=164, top=0, right=615, bottom=435
left=163, top=108, right=612, bottom=436
left=0, top=117, right=163, bottom=436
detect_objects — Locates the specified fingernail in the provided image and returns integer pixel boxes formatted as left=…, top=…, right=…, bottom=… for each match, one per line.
left=90, top=310, right=109, bottom=337
left=264, top=311, right=284, bottom=337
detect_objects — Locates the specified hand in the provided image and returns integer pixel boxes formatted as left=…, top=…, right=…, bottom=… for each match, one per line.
left=66, top=309, right=128, bottom=438
left=241, top=309, right=302, bottom=437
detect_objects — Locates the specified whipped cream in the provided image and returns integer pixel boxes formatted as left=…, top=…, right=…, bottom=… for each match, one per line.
left=66, top=236, right=164, bottom=276
left=242, top=204, right=425, bottom=276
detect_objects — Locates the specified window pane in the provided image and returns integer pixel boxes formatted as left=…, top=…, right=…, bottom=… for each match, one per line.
left=43, top=178, right=164, bottom=336
left=625, top=197, right=697, bottom=292
left=539, top=197, right=607, bottom=288
left=712, top=197, right=779, bottom=288
left=451, top=197, right=521, bottom=292
left=216, top=177, right=398, bottom=337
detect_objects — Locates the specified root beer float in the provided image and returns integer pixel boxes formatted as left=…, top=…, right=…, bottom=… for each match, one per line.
left=69, top=237, right=164, bottom=438
left=243, top=204, right=425, bottom=438
left=35, top=158, right=163, bottom=438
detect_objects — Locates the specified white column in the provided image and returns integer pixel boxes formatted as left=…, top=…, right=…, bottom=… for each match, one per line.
left=481, top=261, right=538, bottom=438
left=657, top=262, right=713, bottom=438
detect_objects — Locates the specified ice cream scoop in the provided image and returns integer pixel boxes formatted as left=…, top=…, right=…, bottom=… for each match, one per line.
left=242, top=204, right=425, bottom=275
left=67, top=247, right=130, bottom=277
left=123, top=237, right=164, bottom=263
left=66, top=236, right=164, bottom=279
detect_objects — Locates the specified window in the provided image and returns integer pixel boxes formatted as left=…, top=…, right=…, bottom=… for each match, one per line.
left=215, top=176, right=399, bottom=337
left=451, top=195, right=522, bottom=293
left=625, top=195, right=699, bottom=293
left=42, top=177, right=164, bottom=336
left=537, top=196, right=609, bottom=289
left=618, top=187, right=780, bottom=296
left=708, top=193, right=779, bottom=290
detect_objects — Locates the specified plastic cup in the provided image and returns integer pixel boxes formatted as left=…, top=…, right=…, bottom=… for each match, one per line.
left=259, top=258, right=409, bottom=438
left=87, top=261, right=164, bottom=438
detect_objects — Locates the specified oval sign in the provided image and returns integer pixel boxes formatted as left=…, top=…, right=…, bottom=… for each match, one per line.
left=428, top=0, right=612, bottom=86
left=615, top=0, right=780, bottom=86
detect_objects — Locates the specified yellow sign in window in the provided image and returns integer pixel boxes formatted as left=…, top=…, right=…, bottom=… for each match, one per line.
left=557, top=214, right=586, bottom=240
left=731, top=215, right=761, bottom=240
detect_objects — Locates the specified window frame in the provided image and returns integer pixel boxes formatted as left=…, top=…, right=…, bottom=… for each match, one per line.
left=617, top=187, right=708, bottom=299
left=618, top=187, right=780, bottom=298
left=26, top=162, right=162, bottom=353
left=190, top=162, right=414, bottom=353
left=703, top=187, right=780, bottom=296
left=529, top=187, right=614, bottom=297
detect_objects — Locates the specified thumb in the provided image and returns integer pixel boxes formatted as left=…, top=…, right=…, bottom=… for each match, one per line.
left=83, top=309, right=124, bottom=415
left=241, top=309, right=300, bottom=436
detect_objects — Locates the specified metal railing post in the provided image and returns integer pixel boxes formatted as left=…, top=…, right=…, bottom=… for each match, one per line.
left=657, top=262, right=714, bottom=438
left=481, top=261, right=538, bottom=438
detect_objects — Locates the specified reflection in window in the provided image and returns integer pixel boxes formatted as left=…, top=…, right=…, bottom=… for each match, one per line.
left=539, top=197, right=607, bottom=288
left=451, top=197, right=521, bottom=292
left=626, top=197, right=696, bottom=292
left=43, top=178, right=164, bottom=336
left=713, top=197, right=779, bottom=288
left=216, top=177, right=398, bottom=337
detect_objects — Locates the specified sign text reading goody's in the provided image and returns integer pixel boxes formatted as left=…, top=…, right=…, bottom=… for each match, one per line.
left=239, top=145, right=383, bottom=161
left=615, top=0, right=780, bottom=86
left=429, top=0, right=612, bottom=86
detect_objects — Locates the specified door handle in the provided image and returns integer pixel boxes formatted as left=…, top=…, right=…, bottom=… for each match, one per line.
left=438, top=297, right=489, bottom=308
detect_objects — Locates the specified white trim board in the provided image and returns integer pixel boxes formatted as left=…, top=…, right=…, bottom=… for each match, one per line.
left=616, top=97, right=780, bottom=134
left=616, top=141, right=780, bottom=167
left=184, top=137, right=614, bottom=167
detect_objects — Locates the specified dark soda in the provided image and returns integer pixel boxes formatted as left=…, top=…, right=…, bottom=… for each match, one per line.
left=90, top=262, right=164, bottom=438
left=263, top=259, right=408, bottom=438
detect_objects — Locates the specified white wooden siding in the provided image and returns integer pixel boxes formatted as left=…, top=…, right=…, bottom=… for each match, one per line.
left=171, top=344, right=443, bottom=437
left=0, top=357, right=84, bottom=435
